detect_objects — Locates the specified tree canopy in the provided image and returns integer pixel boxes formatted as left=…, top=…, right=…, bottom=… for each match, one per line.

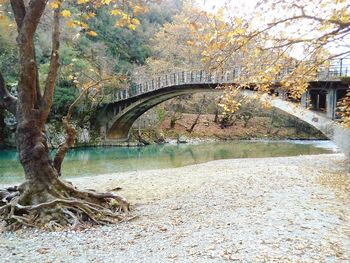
left=181, top=0, right=350, bottom=121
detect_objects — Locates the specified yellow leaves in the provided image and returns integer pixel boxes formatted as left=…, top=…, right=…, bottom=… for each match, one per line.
left=77, top=0, right=89, bottom=4
left=230, top=26, right=245, bottom=36
left=127, top=17, right=140, bottom=30
left=50, top=1, right=60, bottom=9
left=337, top=91, right=350, bottom=128
left=87, top=30, right=97, bottom=37
left=66, top=20, right=75, bottom=27
left=115, top=19, right=127, bottom=28
left=61, top=10, right=71, bottom=18
left=111, top=9, right=122, bottom=16
left=121, top=13, right=131, bottom=20
left=131, top=4, right=148, bottom=16
left=131, top=18, right=140, bottom=26
left=78, top=21, right=88, bottom=29
left=338, top=7, right=350, bottom=23
left=117, top=3, right=147, bottom=29
left=219, top=86, right=242, bottom=114
left=66, top=20, right=89, bottom=31
left=113, top=12, right=140, bottom=30
left=128, top=24, right=137, bottom=31
left=53, top=1, right=148, bottom=32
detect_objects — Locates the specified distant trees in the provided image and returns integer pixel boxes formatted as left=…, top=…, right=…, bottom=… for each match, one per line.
left=143, top=3, right=209, bottom=75
left=0, top=14, right=17, bottom=83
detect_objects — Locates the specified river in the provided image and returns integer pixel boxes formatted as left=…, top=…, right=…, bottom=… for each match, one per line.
left=0, top=140, right=336, bottom=184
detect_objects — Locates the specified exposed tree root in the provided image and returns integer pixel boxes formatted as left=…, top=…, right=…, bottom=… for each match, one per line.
left=0, top=178, right=131, bottom=231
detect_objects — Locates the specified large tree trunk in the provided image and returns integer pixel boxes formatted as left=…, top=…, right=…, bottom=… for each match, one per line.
left=16, top=117, right=58, bottom=204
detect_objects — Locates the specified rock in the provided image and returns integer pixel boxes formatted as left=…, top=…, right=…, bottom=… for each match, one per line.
left=177, top=136, right=187, bottom=144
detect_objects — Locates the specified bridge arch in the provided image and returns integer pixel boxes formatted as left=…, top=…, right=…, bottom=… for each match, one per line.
left=104, top=84, right=333, bottom=141
left=106, top=84, right=218, bottom=139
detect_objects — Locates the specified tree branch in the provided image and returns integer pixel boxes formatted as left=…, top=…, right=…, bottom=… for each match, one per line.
left=53, top=80, right=103, bottom=175
left=11, top=0, right=43, bottom=109
left=18, top=0, right=48, bottom=44
left=10, top=0, right=26, bottom=32
left=0, top=72, right=17, bottom=116
left=39, top=5, right=61, bottom=123
left=13, top=0, right=49, bottom=121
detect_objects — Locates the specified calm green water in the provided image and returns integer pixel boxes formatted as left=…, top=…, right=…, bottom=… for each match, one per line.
left=0, top=140, right=335, bottom=184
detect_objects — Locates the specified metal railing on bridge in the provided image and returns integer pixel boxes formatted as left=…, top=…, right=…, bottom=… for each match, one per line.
left=105, top=62, right=350, bottom=104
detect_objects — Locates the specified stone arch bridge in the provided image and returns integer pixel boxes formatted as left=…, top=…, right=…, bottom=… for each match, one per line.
left=98, top=63, right=350, bottom=156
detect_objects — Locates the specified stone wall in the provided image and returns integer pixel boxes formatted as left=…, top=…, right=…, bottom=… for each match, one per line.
left=45, top=121, right=102, bottom=148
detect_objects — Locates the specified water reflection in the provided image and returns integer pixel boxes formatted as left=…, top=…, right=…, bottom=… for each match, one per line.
left=0, top=140, right=334, bottom=184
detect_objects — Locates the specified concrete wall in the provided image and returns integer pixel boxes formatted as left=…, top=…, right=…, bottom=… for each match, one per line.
left=333, top=126, right=350, bottom=159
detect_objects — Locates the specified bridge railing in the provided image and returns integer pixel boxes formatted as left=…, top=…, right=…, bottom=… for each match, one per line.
left=108, top=63, right=349, bottom=103
left=316, top=64, right=350, bottom=80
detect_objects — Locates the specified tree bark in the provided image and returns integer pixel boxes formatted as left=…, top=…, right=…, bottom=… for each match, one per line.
left=16, top=118, right=59, bottom=204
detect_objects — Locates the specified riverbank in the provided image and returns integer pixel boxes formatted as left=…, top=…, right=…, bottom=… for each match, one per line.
left=0, top=109, right=327, bottom=149
left=1, top=153, right=350, bottom=262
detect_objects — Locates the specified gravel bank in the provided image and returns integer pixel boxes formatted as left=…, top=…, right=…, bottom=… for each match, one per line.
left=1, top=153, right=349, bottom=262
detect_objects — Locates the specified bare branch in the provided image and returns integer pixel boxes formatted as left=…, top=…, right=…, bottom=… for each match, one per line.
left=0, top=72, right=17, bottom=116
left=53, top=80, right=104, bottom=175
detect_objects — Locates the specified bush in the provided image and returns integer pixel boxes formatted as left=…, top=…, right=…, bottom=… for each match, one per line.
left=51, top=86, right=77, bottom=118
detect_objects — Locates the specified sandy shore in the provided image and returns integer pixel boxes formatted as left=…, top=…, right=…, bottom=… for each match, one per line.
left=1, top=153, right=350, bottom=262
